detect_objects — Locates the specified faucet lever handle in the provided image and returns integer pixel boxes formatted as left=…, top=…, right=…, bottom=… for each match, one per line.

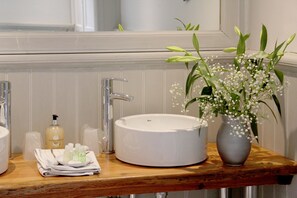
left=112, top=78, right=128, bottom=82
left=103, top=78, right=128, bottom=83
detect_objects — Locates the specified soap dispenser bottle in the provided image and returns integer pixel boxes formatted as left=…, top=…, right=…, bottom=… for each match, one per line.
left=45, top=114, right=65, bottom=149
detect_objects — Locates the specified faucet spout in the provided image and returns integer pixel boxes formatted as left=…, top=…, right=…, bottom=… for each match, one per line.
left=101, top=78, right=133, bottom=154
left=110, top=92, right=133, bottom=101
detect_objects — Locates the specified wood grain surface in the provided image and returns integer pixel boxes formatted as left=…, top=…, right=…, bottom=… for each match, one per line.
left=1, top=143, right=297, bottom=198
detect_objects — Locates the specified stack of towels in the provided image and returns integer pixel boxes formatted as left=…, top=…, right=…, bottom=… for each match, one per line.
left=34, top=149, right=101, bottom=177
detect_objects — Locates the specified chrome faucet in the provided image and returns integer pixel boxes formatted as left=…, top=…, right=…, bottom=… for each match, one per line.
left=0, top=81, right=11, bottom=154
left=101, top=78, right=133, bottom=154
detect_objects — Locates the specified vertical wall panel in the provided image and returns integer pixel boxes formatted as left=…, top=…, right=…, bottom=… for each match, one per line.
left=77, top=72, right=99, bottom=141
left=8, top=72, right=30, bottom=153
left=144, top=69, right=164, bottom=114
left=284, top=75, right=297, bottom=198
left=0, top=73, right=6, bottom=80
left=31, top=71, right=54, bottom=144
left=122, top=70, right=144, bottom=117
left=55, top=72, right=77, bottom=144
left=260, top=108, right=276, bottom=151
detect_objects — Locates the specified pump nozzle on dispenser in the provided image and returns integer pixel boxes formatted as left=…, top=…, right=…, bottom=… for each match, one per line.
left=52, top=114, right=58, bottom=125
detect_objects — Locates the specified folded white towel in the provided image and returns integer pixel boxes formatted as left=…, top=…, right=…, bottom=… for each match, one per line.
left=34, top=149, right=101, bottom=177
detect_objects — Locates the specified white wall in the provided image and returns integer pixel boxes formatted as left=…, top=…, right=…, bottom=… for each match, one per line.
left=0, top=0, right=72, bottom=25
left=247, top=0, right=297, bottom=52
left=247, top=1, right=297, bottom=198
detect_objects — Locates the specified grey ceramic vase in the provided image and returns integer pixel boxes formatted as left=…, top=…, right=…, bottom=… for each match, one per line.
left=216, top=115, right=252, bottom=166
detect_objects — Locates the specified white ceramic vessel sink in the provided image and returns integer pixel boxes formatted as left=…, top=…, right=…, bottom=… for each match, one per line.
left=115, top=114, right=208, bottom=167
left=0, top=126, right=9, bottom=174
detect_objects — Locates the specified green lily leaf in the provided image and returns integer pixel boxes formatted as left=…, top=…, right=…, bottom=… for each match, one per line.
left=186, top=23, right=192, bottom=30
left=188, top=26, right=195, bottom=31
left=243, top=34, right=250, bottom=41
left=286, top=33, right=296, bottom=46
left=268, top=41, right=285, bottom=61
left=186, top=74, right=200, bottom=96
left=176, top=56, right=200, bottom=62
left=234, top=26, right=241, bottom=36
left=260, top=25, right=268, bottom=51
left=259, top=100, right=277, bottom=122
left=166, top=56, right=199, bottom=63
left=192, top=34, right=200, bottom=53
left=186, top=63, right=199, bottom=95
left=165, top=56, right=186, bottom=62
left=118, top=24, right=124, bottom=32
left=185, top=97, right=199, bottom=109
left=194, top=25, right=200, bottom=31
left=237, top=33, right=246, bottom=56
left=201, top=86, right=212, bottom=95
left=166, top=46, right=186, bottom=52
left=175, top=18, right=187, bottom=29
left=277, top=51, right=284, bottom=56
left=252, top=51, right=269, bottom=59
left=223, top=47, right=237, bottom=53
left=274, top=68, right=284, bottom=85
left=272, top=94, right=282, bottom=117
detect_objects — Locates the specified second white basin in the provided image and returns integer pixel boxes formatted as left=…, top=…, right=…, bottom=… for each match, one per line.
left=114, top=114, right=208, bottom=167
left=0, top=126, right=9, bottom=174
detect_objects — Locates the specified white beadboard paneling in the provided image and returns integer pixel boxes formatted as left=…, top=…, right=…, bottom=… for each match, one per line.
left=144, top=70, right=164, bottom=114
left=256, top=102, right=281, bottom=151
left=31, top=72, right=54, bottom=145
left=77, top=72, right=99, bottom=141
left=284, top=75, right=297, bottom=159
left=284, top=75, right=297, bottom=198
left=122, top=70, right=143, bottom=116
left=55, top=72, right=77, bottom=144
left=8, top=72, right=30, bottom=153
left=273, top=107, right=286, bottom=155
left=206, top=116, right=221, bottom=143
left=260, top=119, right=276, bottom=150
left=0, top=73, right=6, bottom=80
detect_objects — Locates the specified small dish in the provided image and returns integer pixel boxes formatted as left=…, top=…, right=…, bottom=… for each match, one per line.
left=56, top=155, right=92, bottom=168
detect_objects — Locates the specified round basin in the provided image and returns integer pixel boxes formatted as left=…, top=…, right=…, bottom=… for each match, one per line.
left=0, top=126, right=9, bottom=174
left=114, top=114, right=208, bottom=167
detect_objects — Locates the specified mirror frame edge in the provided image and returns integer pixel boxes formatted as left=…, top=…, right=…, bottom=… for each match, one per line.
left=0, top=0, right=241, bottom=55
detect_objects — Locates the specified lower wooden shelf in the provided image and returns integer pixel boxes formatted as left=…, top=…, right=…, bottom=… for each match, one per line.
left=1, top=143, right=297, bottom=197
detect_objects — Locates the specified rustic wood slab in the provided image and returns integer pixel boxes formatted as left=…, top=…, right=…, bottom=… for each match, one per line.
left=1, top=143, right=297, bottom=198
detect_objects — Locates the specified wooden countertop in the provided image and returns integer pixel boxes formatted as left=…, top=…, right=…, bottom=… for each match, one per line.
left=1, top=143, right=297, bottom=198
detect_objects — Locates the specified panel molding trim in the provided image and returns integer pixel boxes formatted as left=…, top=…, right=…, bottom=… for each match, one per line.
left=0, top=51, right=296, bottom=72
